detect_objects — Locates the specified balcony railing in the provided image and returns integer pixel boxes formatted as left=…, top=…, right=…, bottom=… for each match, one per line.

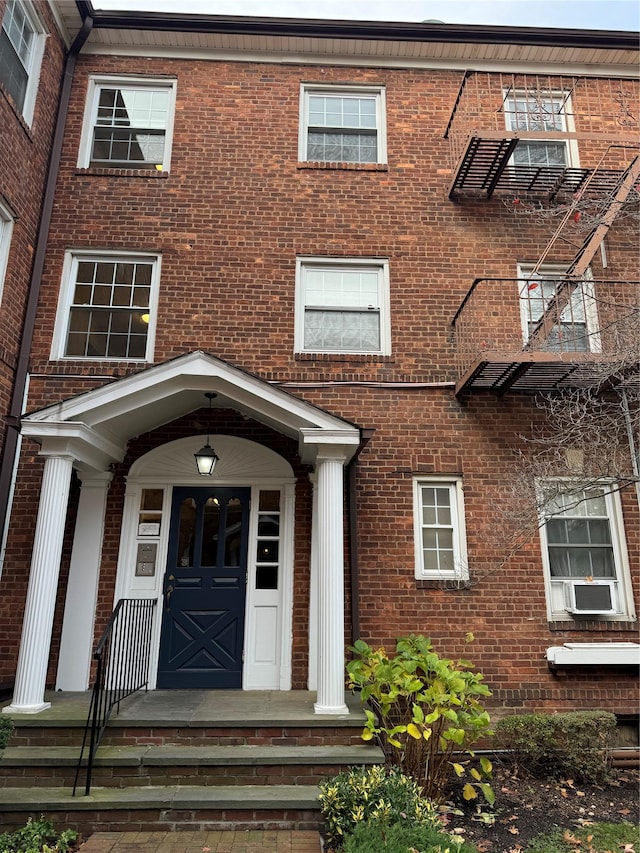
left=452, top=277, right=640, bottom=394
left=445, top=73, right=639, bottom=200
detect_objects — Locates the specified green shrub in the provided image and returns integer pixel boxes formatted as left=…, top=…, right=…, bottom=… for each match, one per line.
left=0, top=715, right=14, bottom=750
left=347, top=635, right=493, bottom=804
left=342, top=820, right=478, bottom=853
left=318, top=764, right=441, bottom=850
left=0, top=815, right=78, bottom=853
left=495, top=710, right=616, bottom=783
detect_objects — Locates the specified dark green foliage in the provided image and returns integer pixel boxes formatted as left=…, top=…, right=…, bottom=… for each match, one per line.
left=495, top=710, right=617, bottom=783
left=0, top=715, right=14, bottom=750
left=319, top=765, right=441, bottom=850
left=347, top=635, right=493, bottom=803
left=343, top=819, right=479, bottom=853
left=0, top=816, right=78, bottom=853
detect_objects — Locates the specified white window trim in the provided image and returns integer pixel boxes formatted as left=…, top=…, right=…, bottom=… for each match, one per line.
left=538, top=482, right=636, bottom=623
left=0, top=199, right=14, bottom=307
left=517, top=263, right=600, bottom=353
left=77, top=76, right=178, bottom=171
left=504, top=89, right=580, bottom=169
left=413, top=476, right=469, bottom=581
left=0, top=0, right=46, bottom=126
left=298, top=83, right=387, bottom=164
left=295, top=256, right=391, bottom=356
left=50, top=249, right=161, bottom=362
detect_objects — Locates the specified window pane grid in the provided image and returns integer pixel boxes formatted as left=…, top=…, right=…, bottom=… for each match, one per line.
left=256, top=500, right=280, bottom=591
left=305, top=91, right=380, bottom=163
left=546, top=489, right=616, bottom=579
left=65, top=259, right=153, bottom=359
left=0, top=0, right=34, bottom=110
left=505, top=93, right=568, bottom=168
left=91, top=86, right=169, bottom=167
left=419, top=485, right=457, bottom=575
left=301, top=264, right=383, bottom=353
left=520, top=274, right=590, bottom=352
left=2, top=1, right=33, bottom=68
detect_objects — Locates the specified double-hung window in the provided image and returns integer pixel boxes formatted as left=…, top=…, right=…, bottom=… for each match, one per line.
left=540, top=485, right=634, bottom=621
left=52, top=252, right=160, bottom=361
left=0, top=0, right=45, bottom=124
left=518, top=264, right=598, bottom=353
left=504, top=90, right=577, bottom=169
left=295, top=258, right=390, bottom=355
left=79, top=77, right=177, bottom=171
left=300, top=85, right=386, bottom=164
left=413, top=478, right=468, bottom=581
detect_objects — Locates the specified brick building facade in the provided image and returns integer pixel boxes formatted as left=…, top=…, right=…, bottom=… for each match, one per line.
left=0, top=3, right=638, bottom=720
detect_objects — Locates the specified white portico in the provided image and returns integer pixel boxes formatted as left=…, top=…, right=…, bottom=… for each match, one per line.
left=4, top=351, right=360, bottom=715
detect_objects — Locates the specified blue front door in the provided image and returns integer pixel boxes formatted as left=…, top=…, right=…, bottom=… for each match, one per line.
left=157, top=487, right=250, bottom=688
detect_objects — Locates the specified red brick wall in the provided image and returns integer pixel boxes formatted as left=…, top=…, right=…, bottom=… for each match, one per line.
left=0, top=0, right=66, bottom=444
left=2, top=53, right=638, bottom=712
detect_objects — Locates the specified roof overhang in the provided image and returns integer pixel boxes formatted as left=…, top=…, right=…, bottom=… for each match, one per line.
left=50, top=2, right=640, bottom=72
left=21, top=351, right=361, bottom=470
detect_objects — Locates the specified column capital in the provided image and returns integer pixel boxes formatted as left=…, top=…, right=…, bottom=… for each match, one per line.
left=299, top=427, right=360, bottom=466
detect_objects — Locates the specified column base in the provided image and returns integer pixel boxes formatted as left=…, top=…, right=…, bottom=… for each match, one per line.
left=2, top=701, right=51, bottom=714
left=314, top=701, right=349, bottom=715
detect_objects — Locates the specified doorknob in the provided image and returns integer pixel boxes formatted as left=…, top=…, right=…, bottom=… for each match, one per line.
left=165, top=584, right=174, bottom=609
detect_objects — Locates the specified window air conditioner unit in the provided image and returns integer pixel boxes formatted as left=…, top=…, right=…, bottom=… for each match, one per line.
left=564, top=579, right=617, bottom=616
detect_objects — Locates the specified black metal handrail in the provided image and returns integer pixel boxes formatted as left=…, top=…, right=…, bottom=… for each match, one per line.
left=73, top=597, right=157, bottom=796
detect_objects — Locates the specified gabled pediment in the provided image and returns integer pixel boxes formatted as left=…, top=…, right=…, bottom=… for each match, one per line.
left=22, top=351, right=360, bottom=470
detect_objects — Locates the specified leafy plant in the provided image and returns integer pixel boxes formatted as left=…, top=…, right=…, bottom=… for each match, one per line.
left=342, top=819, right=478, bottom=853
left=346, top=635, right=494, bottom=804
left=494, top=710, right=616, bottom=783
left=0, top=715, right=14, bottom=750
left=318, top=764, right=441, bottom=850
left=0, top=816, right=78, bottom=853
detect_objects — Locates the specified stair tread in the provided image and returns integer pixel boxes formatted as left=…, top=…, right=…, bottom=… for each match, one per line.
left=0, top=784, right=320, bottom=810
left=1, top=743, right=381, bottom=766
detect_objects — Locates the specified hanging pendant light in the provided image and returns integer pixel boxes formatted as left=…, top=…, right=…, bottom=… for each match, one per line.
left=194, top=393, right=219, bottom=475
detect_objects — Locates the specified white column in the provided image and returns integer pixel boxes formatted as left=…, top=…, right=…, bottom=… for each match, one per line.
left=307, top=471, right=318, bottom=691
left=314, top=447, right=349, bottom=715
left=4, top=454, right=74, bottom=713
left=56, top=471, right=112, bottom=691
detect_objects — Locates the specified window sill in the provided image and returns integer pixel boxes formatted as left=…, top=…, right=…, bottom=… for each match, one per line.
left=547, top=642, right=640, bottom=668
left=75, top=167, right=169, bottom=179
left=297, top=161, right=388, bottom=172
left=295, top=352, right=393, bottom=363
left=548, top=618, right=637, bottom=631
left=415, top=578, right=471, bottom=590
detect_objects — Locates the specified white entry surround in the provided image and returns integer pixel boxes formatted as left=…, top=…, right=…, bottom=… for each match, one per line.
left=113, top=435, right=296, bottom=691
left=5, top=351, right=360, bottom=714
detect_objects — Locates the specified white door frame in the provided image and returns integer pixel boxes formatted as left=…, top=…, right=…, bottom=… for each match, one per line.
left=114, top=435, right=296, bottom=690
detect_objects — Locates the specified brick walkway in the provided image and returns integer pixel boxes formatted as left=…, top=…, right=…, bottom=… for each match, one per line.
left=79, top=830, right=322, bottom=852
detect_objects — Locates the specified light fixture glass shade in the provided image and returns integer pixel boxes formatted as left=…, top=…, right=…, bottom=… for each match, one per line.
left=194, top=443, right=219, bottom=476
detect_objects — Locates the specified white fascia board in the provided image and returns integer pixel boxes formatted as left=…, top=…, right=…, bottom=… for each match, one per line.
left=547, top=643, right=640, bottom=667
left=22, top=351, right=359, bottom=445
left=21, top=420, right=125, bottom=470
left=78, top=45, right=640, bottom=79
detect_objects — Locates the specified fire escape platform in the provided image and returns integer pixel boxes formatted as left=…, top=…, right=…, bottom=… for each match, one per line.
left=448, top=135, right=629, bottom=201
left=455, top=351, right=618, bottom=395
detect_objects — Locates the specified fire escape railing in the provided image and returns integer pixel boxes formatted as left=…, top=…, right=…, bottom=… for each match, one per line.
left=73, top=597, right=157, bottom=796
left=444, top=73, right=639, bottom=199
left=452, top=277, right=640, bottom=393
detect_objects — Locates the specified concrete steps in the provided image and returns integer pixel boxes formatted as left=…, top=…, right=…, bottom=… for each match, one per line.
left=0, top=690, right=382, bottom=833
left=0, top=743, right=380, bottom=787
